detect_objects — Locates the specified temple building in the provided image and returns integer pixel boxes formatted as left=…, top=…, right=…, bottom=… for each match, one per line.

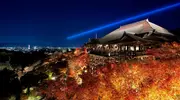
left=84, top=19, right=179, bottom=57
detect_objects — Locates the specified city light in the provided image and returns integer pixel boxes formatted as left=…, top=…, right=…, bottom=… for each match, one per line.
left=67, top=2, right=180, bottom=40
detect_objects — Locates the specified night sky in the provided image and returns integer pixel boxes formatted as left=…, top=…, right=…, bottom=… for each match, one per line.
left=0, top=0, right=179, bottom=47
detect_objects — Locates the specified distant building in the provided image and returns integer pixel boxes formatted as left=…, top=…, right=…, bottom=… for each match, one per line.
left=85, top=19, right=179, bottom=57
left=33, top=46, right=37, bottom=50
left=28, top=45, right=31, bottom=50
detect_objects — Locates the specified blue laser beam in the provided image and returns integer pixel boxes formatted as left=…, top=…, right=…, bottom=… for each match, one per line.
left=67, top=2, right=180, bottom=40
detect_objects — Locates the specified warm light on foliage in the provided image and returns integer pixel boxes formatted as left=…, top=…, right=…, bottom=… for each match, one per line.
left=39, top=43, right=180, bottom=100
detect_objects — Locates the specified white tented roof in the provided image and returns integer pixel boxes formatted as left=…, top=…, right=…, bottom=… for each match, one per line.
left=147, top=20, right=172, bottom=35
left=99, top=19, right=173, bottom=43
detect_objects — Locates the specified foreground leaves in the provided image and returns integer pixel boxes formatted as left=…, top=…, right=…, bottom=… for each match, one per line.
left=39, top=43, right=180, bottom=100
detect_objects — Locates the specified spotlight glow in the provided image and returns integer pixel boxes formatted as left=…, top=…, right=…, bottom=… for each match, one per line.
left=67, top=2, right=180, bottom=40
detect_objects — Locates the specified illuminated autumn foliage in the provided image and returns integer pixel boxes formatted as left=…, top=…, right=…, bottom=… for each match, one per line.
left=39, top=42, right=180, bottom=100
